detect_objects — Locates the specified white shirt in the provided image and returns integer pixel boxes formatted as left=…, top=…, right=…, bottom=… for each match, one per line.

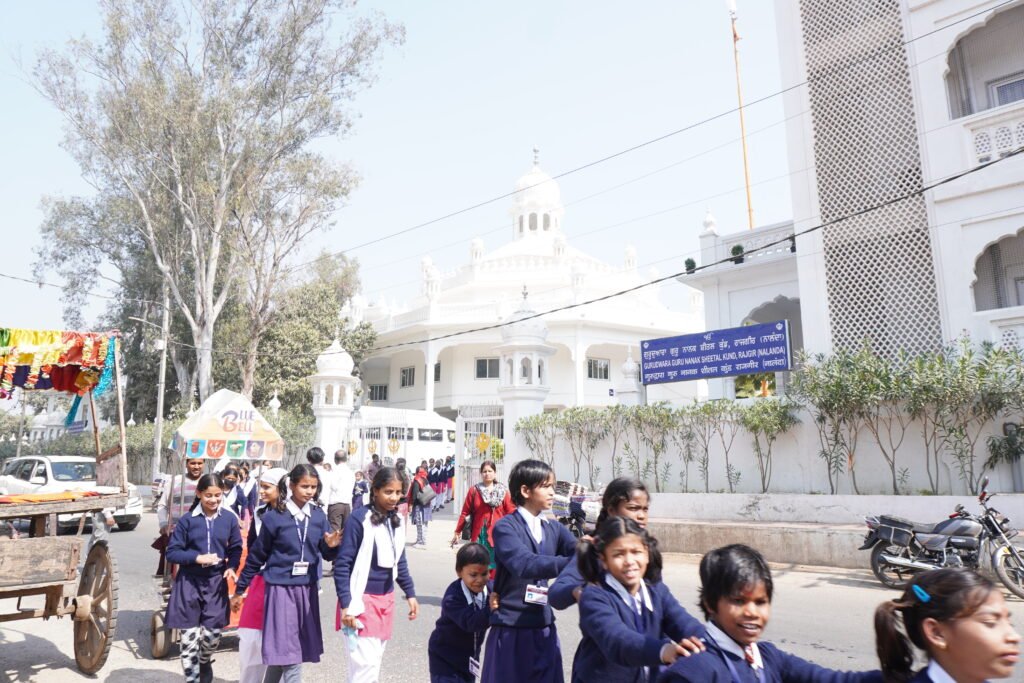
left=461, top=581, right=489, bottom=609
left=705, top=621, right=764, bottom=672
left=313, top=465, right=332, bottom=508
left=328, top=463, right=355, bottom=506
left=286, top=498, right=314, bottom=522
left=603, top=573, right=653, bottom=614
left=517, top=507, right=545, bottom=544
left=925, top=661, right=958, bottom=683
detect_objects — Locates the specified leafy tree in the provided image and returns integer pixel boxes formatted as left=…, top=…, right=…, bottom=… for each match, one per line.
left=634, top=403, right=675, bottom=492
left=33, top=0, right=402, bottom=402
left=711, top=401, right=742, bottom=493
left=515, top=413, right=559, bottom=466
left=603, top=404, right=630, bottom=477
left=856, top=347, right=913, bottom=495
left=669, top=406, right=697, bottom=493
left=688, top=401, right=717, bottom=493
left=559, top=407, right=608, bottom=488
left=738, top=398, right=799, bottom=493
left=253, top=255, right=369, bottom=413
left=905, top=352, right=950, bottom=494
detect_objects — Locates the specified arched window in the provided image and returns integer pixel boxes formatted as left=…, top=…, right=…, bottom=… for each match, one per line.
left=538, top=359, right=545, bottom=384
left=506, top=358, right=514, bottom=382
left=543, top=214, right=551, bottom=230
left=529, top=213, right=537, bottom=231
left=519, top=216, right=524, bottom=233
left=324, top=384, right=334, bottom=405
left=521, top=357, right=533, bottom=384
left=975, top=230, right=1024, bottom=311
left=945, top=5, right=1024, bottom=119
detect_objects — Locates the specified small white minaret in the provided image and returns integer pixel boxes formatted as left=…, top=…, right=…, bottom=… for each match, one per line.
left=496, top=288, right=556, bottom=468
left=309, top=339, right=360, bottom=454
left=616, top=347, right=644, bottom=407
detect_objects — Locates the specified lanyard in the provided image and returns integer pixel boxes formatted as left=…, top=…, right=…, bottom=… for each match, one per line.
left=295, top=515, right=309, bottom=563
left=707, top=634, right=764, bottom=683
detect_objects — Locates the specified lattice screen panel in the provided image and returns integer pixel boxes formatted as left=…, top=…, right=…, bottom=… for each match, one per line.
left=798, top=0, right=942, bottom=358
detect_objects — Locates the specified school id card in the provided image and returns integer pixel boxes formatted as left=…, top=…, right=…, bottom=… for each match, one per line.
left=524, top=583, right=548, bottom=606
left=291, top=561, right=310, bottom=576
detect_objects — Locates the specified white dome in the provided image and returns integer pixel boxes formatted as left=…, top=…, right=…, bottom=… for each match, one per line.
left=501, top=290, right=549, bottom=343
left=31, top=409, right=48, bottom=427
left=316, top=339, right=355, bottom=377
left=511, top=164, right=562, bottom=211
left=621, top=350, right=639, bottom=379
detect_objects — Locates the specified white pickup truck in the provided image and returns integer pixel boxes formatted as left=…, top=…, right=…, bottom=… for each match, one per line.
left=0, top=455, right=144, bottom=531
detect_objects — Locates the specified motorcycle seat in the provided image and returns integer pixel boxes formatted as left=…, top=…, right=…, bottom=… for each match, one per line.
left=879, top=515, right=938, bottom=534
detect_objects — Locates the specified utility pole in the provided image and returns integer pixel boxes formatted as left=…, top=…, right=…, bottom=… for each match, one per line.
left=728, top=0, right=755, bottom=230
left=152, top=284, right=170, bottom=481
left=14, top=399, right=26, bottom=458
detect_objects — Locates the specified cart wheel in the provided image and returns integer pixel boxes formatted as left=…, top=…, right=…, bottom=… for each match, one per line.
left=150, top=610, right=172, bottom=659
left=73, top=542, right=118, bottom=674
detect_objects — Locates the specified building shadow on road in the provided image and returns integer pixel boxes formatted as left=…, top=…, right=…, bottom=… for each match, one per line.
left=105, top=669, right=182, bottom=683
left=0, top=628, right=76, bottom=683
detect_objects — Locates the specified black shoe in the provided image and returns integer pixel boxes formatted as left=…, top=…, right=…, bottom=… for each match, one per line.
left=199, top=660, right=213, bottom=683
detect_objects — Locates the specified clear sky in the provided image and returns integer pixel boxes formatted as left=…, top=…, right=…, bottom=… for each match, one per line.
left=0, top=1, right=792, bottom=331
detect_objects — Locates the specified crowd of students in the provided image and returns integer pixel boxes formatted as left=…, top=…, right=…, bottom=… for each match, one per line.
left=162, top=455, right=1021, bottom=683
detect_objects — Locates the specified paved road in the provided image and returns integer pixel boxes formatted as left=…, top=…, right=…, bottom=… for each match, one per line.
left=4, top=509, right=1024, bottom=682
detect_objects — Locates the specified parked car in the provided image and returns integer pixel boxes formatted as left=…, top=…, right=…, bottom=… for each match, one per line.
left=0, top=455, right=143, bottom=532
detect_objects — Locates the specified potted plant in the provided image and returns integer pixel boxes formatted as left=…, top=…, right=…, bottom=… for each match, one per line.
left=684, top=257, right=696, bottom=274
left=731, top=244, right=745, bottom=264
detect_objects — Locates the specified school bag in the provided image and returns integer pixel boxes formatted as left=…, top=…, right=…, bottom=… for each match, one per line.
left=416, top=480, right=437, bottom=507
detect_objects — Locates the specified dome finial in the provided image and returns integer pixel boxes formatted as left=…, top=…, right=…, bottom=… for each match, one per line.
left=532, top=146, right=540, bottom=166
left=522, top=284, right=529, bottom=301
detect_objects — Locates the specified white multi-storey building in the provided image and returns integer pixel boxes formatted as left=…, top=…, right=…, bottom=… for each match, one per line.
left=677, top=0, right=1024, bottom=493
left=350, top=156, right=706, bottom=422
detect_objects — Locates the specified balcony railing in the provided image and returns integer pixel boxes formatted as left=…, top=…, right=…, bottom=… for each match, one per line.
left=966, top=101, right=1024, bottom=165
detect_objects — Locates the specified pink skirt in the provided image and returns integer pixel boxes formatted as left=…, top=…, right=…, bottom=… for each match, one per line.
left=238, top=574, right=266, bottom=629
left=335, top=591, right=396, bottom=640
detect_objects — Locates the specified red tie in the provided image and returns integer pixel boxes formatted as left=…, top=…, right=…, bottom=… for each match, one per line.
left=744, top=645, right=757, bottom=667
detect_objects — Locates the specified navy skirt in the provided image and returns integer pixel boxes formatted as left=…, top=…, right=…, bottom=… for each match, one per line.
left=165, top=572, right=229, bottom=630
left=482, top=624, right=563, bottom=683
left=262, top=583, right=324, bottom=666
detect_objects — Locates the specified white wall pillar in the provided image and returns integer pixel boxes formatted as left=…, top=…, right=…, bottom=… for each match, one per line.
left=424, top=343, right=437, bottom=413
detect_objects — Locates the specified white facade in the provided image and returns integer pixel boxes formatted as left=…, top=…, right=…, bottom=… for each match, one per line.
left=352, top=157, right=707, bottom=422
left=661, top=0, right=1024, bottom=495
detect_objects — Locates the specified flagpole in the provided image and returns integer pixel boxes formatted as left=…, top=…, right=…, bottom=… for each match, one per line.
left=728, top=0, right=755, bottom=230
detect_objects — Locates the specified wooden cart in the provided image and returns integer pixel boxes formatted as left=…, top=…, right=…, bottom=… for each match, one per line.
left=0, top=327, right=131, bottom=675
left=0, top=494, right=124, bottom=674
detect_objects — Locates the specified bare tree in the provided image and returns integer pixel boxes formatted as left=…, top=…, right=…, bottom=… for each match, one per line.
left=33, top=0, right=402, bottom=401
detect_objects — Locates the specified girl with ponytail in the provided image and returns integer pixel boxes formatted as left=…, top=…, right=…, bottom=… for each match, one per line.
left=571, top=517, right=703, bottom=682
left=550, top=477, right=653, bottom=610
left=874, top=569, right=1020, bottom=682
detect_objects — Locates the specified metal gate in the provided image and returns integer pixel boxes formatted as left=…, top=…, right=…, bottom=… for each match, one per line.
left=454, top=404, right=505, bottom=507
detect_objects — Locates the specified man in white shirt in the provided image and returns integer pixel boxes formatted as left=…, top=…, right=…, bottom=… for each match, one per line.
left=327, top=450, right=355, bottom=534
left=305, top=447, right=332, bottom=510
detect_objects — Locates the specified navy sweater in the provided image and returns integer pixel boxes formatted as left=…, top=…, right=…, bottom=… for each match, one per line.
left=166, top=508, right=242, bottom=577
left=657, top=628, right=883, bottom=683
left=549, top=558, right=585, bottom=610
left=572, top=578, right=703, bottom=683
left=236, top=504, right=338, bottom=591
left=333, top=505, right=416, bottom=609
left=490, top=510, right=576, bottom=628
left=428, top=579, right=492, bottom=679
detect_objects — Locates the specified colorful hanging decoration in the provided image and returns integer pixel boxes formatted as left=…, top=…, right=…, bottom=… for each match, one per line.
left=0, top=327, right=118, bottom=397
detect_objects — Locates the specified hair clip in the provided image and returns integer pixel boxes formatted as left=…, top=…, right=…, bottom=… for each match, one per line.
left=912, top=584, right=931, bottom=604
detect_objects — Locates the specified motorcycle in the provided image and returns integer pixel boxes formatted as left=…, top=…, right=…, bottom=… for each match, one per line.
left=553, top=481, right=601, bottom=539
left=860, top=476, right=1024, bottom=599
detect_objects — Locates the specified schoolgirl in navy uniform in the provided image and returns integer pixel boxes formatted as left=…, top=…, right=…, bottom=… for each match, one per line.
left=235, top=467, right=287, bottom=683
left=658, top=544, right=882, bottom=683
left=335, top=466, right=419, bottom=683
left=482, top=458, right=577, bottom=683
left=220, top=464, right=251, bottom=520
left=165, top=473, right=242, bottom=683
left=428, top=542, right=495, bottom=682
left=550, top=477, right=653, bottom=610
left=573, top=517, right=704, bottom=683
left=875, top=569, right=1020, bottom=682
left=233, top=464, right=341, bottom=683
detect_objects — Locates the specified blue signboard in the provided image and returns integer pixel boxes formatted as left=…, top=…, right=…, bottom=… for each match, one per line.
left=67, top=420, right=87, bottom=434
left=640, top=320, right=792, bottom=385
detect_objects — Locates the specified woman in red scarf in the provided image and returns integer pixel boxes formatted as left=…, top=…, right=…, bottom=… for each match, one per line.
left=408, top=466, right=432, bottom=548
left=450, top=460, right=515, bottom=572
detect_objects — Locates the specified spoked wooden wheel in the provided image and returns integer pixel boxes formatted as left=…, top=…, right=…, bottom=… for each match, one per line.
left=74, top=542, right=118, bottom=674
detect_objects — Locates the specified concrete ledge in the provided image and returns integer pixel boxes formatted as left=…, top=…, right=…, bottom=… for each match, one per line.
left=647, top=519, right=867, bottom=569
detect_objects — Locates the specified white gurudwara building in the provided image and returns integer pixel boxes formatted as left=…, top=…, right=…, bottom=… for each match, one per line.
left=346, top=154, right=705, bottom=423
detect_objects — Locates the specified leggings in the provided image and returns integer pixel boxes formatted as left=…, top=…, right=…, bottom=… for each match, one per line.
left=180, top=626, right=221, bottom=683
left=264, top=664, right=303, bottom=683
